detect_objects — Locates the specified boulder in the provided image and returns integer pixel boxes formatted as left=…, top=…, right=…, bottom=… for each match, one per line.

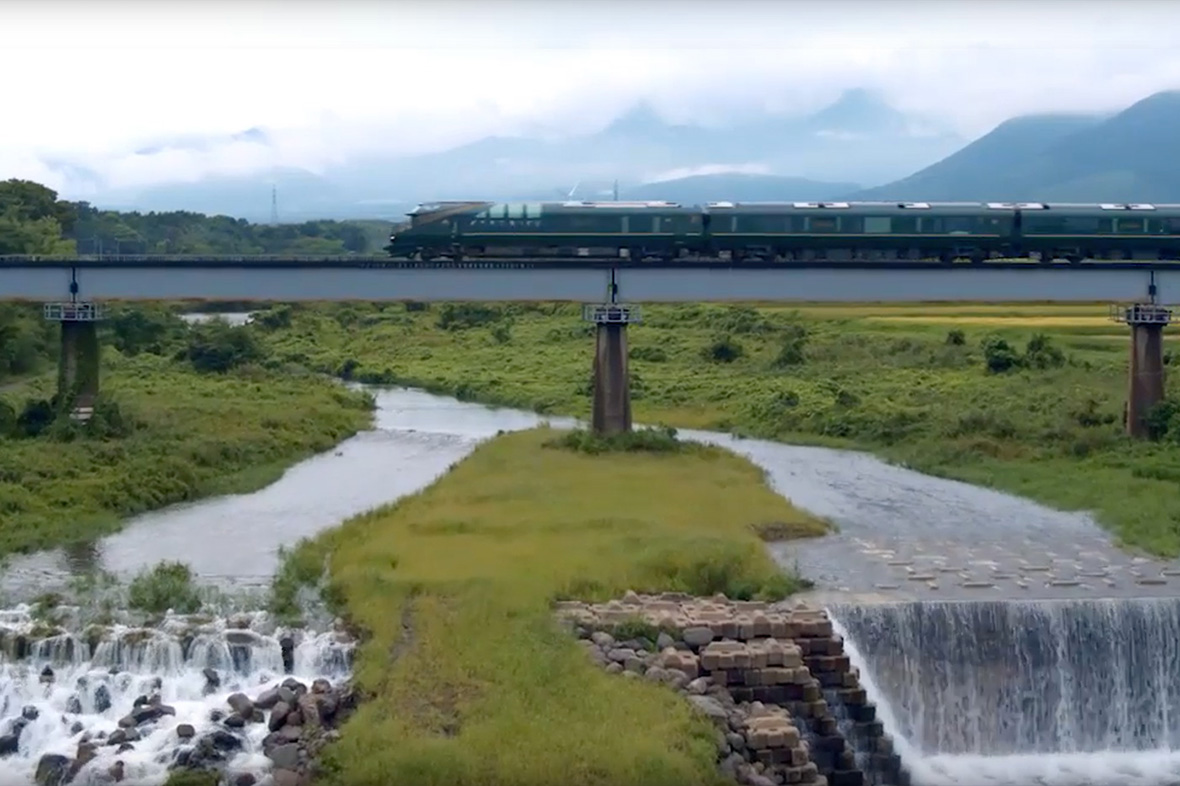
left=34, top=754, right=70, bottom=786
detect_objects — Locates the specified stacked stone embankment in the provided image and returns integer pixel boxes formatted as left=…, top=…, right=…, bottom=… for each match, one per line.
left=557, top=591, right=910, bottom=786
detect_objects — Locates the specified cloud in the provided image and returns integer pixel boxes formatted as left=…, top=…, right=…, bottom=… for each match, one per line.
left=4, top=0, right=1180, bottom=196
left=642, top=164, right=772, bottom=184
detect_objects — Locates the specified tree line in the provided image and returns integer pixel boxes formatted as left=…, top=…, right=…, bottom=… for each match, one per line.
left=0, top=178, right=382, bottom=256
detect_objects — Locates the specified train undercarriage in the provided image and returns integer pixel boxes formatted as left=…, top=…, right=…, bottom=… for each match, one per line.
left=397, top=241, right=1180, bottom=265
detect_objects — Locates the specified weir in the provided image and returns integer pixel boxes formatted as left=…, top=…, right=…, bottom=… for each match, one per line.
left=830, top=598, right=1180, bottom=786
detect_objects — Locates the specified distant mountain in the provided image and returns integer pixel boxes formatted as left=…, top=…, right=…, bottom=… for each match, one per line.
left=623, top=173, right=859, bottom=203
left=65, top=88, right=963, bottom=220
left=848, top=90, right=1180, bottom=202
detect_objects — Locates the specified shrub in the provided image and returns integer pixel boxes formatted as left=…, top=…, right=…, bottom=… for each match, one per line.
left=127, top=561, right=202, bottom=614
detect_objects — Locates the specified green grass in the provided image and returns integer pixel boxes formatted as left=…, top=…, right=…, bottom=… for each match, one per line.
left=272, top=427, right=828, bottom=786
left=0, top=350, right=373, bottom=560
left=256, top=300, right=1180, bottom=556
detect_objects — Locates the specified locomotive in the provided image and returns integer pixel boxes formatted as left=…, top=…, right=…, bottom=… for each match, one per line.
left=385, top=200, right=1180, bottom=264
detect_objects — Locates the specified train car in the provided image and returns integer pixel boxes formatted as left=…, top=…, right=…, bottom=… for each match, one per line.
left=1016, top=203, right=1180, bottom=261
left=703, top=201, right=1018, bottom=262
left=387, top=200, right=701, bottom=260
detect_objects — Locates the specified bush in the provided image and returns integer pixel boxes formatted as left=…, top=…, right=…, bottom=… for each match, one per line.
left=127, top=561, right=202, bottom=614
left=772, top=325, right=809, bottom=368
left=981, top=335, right=1022, bottom=374
left=630, top=345, right=668, bottom=363
left=182, top=321, right=266, bottom=373
left=436, top=303, right=504, bottom=331
left=544, top=425, right=686, bottom=455
left=703, top=336, right=744, bottom=363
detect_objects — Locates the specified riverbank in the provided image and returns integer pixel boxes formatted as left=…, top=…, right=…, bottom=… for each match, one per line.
left=0, top=350, right=373, bottom=560
left=258, top=301, right=1180, bottom=556
left=270, top=427, right=829, bottom=786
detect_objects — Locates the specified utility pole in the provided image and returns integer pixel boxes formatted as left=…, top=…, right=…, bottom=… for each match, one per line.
left=613, top=179, right=619, bottom=201
left=270, top=185, right=279, bottom=226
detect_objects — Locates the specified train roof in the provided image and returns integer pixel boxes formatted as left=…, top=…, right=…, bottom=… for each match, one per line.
left=406, top=200, right=1180, bottom=217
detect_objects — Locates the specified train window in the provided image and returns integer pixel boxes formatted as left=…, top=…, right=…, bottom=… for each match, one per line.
left=809, top=217, right=838, bottom=232
left=893, top=217, right=917, bottom=233
left=1024, top=217, right=1066, bottom=233
left=841, top=217, right=863, bottom=233
left=523, top=203, right=544, bottom=219
left=560, top=215, right=623, bottom=232
left=864, top=217, right=892, bottom=233
left=737, top=216, right=790, bottom=233
left=920, top=218, right=942, bottom=233
left=1167, top=218, right=1180, bottom=233
left=629, top=216, right=654, bottom=233
left=1116, top=218, right=1145, bottom=233
left=660, top=215, right=696, bottom=233
left=1062, top=217, right=1103, bottom=233
left=945, top=217, right=975, bottom=233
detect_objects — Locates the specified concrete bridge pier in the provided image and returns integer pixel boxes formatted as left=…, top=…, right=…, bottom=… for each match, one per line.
left=583, top=303, right=641, bottom=436
left=44, top=301, right=105, bottom=421
left=1112, top=302, right=1172, bottom=438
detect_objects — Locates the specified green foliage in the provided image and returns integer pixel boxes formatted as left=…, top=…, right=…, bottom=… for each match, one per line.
left=107, top=306, right=189, bottom=356
left=67, top=202, right=373, bottom=256
left=0, top=179, right=77, bottom=255
left=703, top=335, right=744, bottom=363
left=1145, top=398, right=1180, bottom=442
left=545, top=425, right=686, bottom=455
left=982, top=333, right=1066, bottom=374
left=182, top=321, right=266, bottom=373
left=0, top=303, right=59, bottom=381
left=128, top=561, right=202, bottom=614
left=436, top=303, right=506, bottom=331
left=163, top=769, right=221, bottom=786
left=771, top=324, right=809, bottom=368
left=257, top=301, right=1180, bottom=556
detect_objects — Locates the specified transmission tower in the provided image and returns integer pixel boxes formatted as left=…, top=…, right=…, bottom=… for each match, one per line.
left=270, top=185, right=279, bottom=225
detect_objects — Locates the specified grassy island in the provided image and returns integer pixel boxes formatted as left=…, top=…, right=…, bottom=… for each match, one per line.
left=271, top=427, right=829, bottom=786
left=257, top=301, right=1180, bottom=556
left=0, top=350, right=373, bottom=559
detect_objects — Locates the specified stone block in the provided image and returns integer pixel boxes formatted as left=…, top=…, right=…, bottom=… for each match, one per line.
left=838, top=687, right=867, bottom=705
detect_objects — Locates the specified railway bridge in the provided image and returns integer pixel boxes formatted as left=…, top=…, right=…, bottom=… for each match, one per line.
left=1, top=254, right=1177, bottom=436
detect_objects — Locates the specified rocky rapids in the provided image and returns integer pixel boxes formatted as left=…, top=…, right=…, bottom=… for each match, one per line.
left=0, top=606, right=355, bottom=786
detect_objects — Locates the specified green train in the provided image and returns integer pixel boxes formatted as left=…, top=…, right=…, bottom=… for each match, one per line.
left=385, top=200, right=1180, bottom=264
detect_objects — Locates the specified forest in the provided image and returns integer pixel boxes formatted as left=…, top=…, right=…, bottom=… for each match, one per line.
left=0, top=178, right=384, bottom=256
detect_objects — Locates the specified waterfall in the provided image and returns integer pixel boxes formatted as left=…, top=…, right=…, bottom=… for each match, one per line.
left=831, top=599, right=1180, bottom=786
left=0, top=605, right=355, bottom=786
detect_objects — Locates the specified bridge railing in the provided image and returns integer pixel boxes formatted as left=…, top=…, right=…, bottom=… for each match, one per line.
left=0, top=254, right=390, bottom=264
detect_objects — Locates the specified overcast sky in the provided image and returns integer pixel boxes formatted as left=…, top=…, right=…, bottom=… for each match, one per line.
left=4, top=0, right=1180, bottom=194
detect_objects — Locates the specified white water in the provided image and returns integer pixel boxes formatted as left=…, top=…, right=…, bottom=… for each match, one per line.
left=832, top=611, right=1180, bottom=786
left=0, top=607, right=353, bottom=786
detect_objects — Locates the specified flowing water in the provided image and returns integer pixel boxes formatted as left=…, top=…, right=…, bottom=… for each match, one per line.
left=4, top=366, right=1180, bottom=784
left=0, top=606, right=353, bottom=786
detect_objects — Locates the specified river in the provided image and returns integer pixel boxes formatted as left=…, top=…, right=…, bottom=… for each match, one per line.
left=4, top=371, right=1180, bottom=785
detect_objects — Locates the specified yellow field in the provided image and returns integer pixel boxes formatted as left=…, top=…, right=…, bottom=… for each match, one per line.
left=274, top=428, right=829, bottom=786
left=867, top=315, right=1118, bottom=327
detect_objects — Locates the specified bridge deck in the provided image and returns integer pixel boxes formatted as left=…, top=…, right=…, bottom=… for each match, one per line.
left=1, top=260, right=1177, bottom=302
